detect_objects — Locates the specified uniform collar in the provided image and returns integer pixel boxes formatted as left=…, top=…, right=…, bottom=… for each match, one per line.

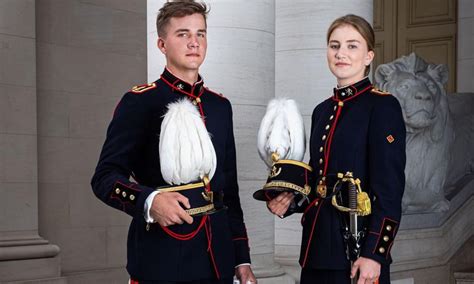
left=161, top=67, right=204, bottom=97
left=333, top=77, right=372, bottom=101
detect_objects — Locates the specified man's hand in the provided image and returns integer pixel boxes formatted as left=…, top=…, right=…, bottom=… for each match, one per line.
left=351, top=256, right=381, bottom=284
left=150, top=192, right=193, bottom=226
left=235, top=265, right=257, bottom=284
left=266, top=192, right=294, bottom=217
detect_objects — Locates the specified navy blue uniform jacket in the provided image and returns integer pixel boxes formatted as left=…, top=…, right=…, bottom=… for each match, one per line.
left=91, top=69, right=250, bottom=281
left=295, top=77, right=406, bottom=270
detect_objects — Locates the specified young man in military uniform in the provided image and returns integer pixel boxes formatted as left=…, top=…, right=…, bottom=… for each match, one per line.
left=91, top=1, right=257, bottom=283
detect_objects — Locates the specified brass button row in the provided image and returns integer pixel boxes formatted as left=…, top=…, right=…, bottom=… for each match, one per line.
left=115, top=188, right=135, bottom=201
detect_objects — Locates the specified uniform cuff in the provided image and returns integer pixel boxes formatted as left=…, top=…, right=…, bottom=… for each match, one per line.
left=361, top=218, right=398, bottom=265
left=233, top=238, right=251, bottom=265
left=144, top=190, right=161, bottom=223
left=235, top=263, right=251, bottom=268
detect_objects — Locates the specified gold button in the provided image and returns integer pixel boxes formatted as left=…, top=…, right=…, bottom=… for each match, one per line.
left=322, top=135, right=327, bottom=141
left=379, top=247, right=386, bottom=253
left=315, top=201, right=319, bottom=206
left=195, top=97, right=201, bottom=103
left=115, top=188, right=120, bottom=194
left=319, top=180, right=323, bottom=185
left=122, top=191, right=127, bottom=198
left=319, top=170, right=323, bottom=175
left=338, top=101, right=344, bottom=107
left=325, top=125, right=330, bottom=130
left=319, top=147, right=324, bottom=152
left=319, top=158, right=323, bottom=164
left=322, top=176, right=326, bottom=181
left=192, top=100, right=198, bottom=105
left=129, top=194, right=135, bottom=201
left=383, top=236, right=390, bottom=242
left=386, top=225, right=392, bottom=231
left=330, top=115, right=334, bottom=120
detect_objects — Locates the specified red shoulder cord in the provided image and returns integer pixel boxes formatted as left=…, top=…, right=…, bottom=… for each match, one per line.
left=160, top=182, right=211, bottom=241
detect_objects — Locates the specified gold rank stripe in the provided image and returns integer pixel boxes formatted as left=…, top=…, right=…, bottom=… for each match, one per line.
left=158, top=181, right=204, bottom=192
left=131, top=82, right=157, bottom=94
left=370, top=87, right=390, bottom=96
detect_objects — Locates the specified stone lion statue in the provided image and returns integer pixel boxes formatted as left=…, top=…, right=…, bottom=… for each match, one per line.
left=374, top=53, right=454, bottom=213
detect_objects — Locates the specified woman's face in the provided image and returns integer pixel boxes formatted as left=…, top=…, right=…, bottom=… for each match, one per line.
left=327, top=24, right=374, bottom=86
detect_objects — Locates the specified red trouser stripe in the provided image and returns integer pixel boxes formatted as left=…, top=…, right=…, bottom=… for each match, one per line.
left=302, top=199, right=324, bottom=267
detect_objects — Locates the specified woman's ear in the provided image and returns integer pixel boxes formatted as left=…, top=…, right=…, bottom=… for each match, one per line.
left=365, top=50, right=375, bottom=66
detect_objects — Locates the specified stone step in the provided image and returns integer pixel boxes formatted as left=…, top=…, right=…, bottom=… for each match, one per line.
left=455, top=271, right=474, bottom=284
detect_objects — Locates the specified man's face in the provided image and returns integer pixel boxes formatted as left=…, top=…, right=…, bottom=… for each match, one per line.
left=158, top=13, right=207, bottom=76
left=326, top=25, right=374, bottom=86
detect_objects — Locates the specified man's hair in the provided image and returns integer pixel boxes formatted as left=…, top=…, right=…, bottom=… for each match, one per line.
left=156, top=0, right=209, bottom=37
left=327, top=14, right=375, bottom=76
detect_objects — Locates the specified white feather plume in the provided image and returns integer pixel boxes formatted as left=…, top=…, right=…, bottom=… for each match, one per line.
left=257, top=98, right=306, bottom=167
left=159, top=99, right=217, bottom=185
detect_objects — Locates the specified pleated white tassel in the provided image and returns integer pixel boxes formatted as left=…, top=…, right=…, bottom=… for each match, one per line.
left=257, top=98, right=306, bottom=168
left=159, top=99, right=217, bottom=185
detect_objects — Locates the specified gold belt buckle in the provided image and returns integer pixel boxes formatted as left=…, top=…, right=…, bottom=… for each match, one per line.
left=316, top=184, right=327, bottom=198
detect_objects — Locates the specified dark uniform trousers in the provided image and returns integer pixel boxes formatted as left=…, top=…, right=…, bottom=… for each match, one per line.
left=288, top=77, right=406, bottom=284
left=300, top=266, right=390, bottom=284
left=91, top=68, right=250, bottom=282
left=130, top=277, right=233, bottom=284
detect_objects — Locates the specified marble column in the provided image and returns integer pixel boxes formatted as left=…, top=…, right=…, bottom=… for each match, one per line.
left=457, top=0, right=474, bottom=92
left=148, top=1, right=293, bottom=283
left=275, top=0, right=373, bottom=279
left=0, top=0, right=61, bottom=282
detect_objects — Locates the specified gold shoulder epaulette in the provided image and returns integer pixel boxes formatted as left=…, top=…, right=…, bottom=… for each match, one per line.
left=131, top=82, right=157, bottom=94
left=371, top=87, right=391, bottom=96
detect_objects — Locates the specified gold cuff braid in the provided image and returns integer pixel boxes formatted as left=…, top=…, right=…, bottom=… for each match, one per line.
left=263, top=181, right=311, bottom=196
left=185, top=204, right=215, bottom=216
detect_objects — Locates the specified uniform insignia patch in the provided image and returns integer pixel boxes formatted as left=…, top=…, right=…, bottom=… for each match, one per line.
left=386, top=135, right=395, bottom=143
left=371, top=88, right=390, bottom=96
left=131, top=82, right=157, bottom=94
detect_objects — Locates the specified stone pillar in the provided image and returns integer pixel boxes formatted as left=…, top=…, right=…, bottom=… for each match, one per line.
left=0, top=0, right=61, bottom=282
left=203, top=2, right=293, bottom=283
left=148, top=1, right=292, bottom=283
left=275, top=0, right=373, bottom=279
left=36, top=0, right=146, bottom=282
left=457, top=0, right=474, bottom=92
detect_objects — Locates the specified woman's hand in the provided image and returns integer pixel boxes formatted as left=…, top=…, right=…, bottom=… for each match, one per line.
left=351, top=256, right=381, bottom=284
left=266, top=192, right=294, bottom=218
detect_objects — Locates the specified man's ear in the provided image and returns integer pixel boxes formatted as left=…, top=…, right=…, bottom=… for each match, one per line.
left=158, top=37, right=166, bottom=55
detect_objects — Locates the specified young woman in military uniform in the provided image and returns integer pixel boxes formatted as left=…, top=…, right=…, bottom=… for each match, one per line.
left=267, top=14, right=406, bottom=284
